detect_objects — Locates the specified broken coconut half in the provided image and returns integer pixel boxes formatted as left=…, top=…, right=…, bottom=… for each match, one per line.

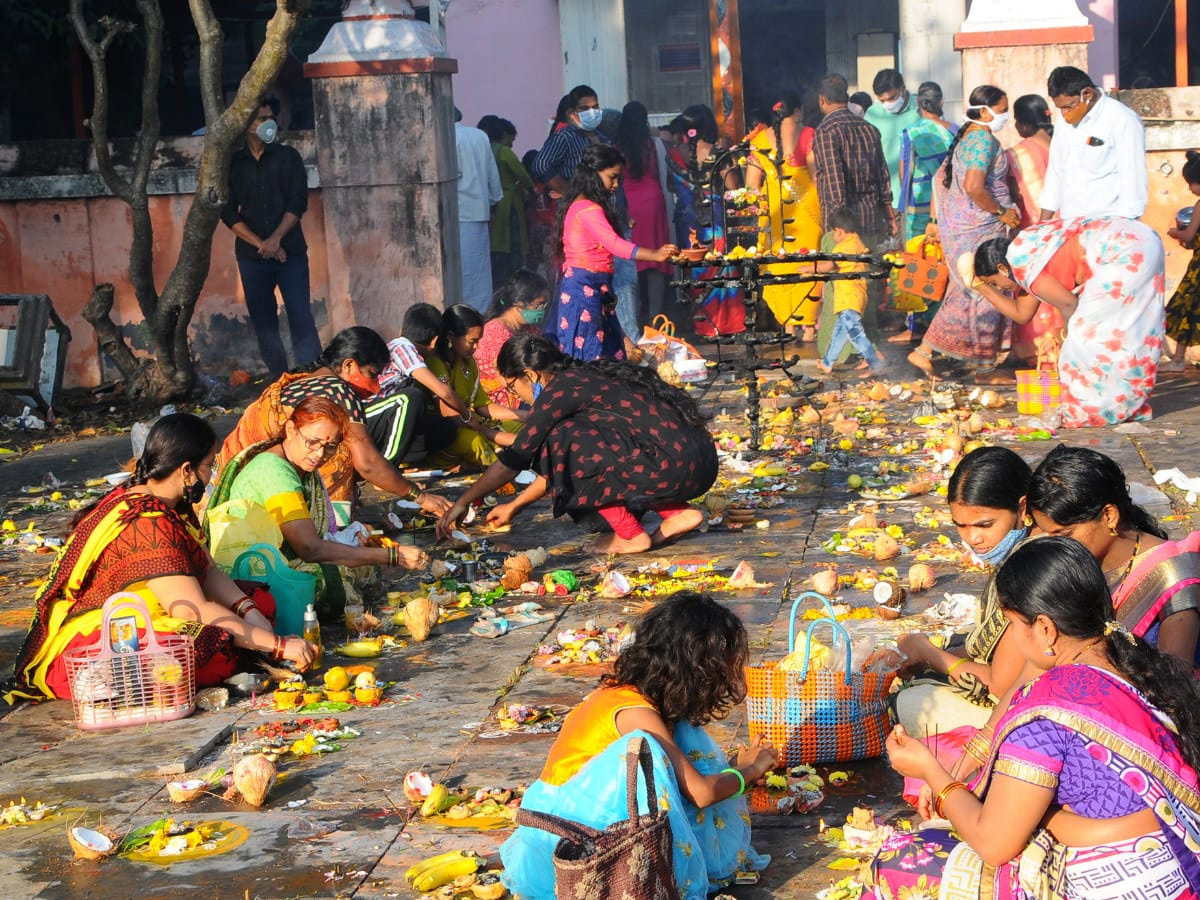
left=166, top=779, right=206, bottom=803
left=873, top=580, right=906, bottom=620
left=68, top=825, right=117, bottom=860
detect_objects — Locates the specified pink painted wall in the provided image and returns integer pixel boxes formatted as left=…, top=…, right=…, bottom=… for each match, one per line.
left=444, top=0, right=564, bottom=159
left=1083, top=0, right=1119, bottom=88
left=0, top=189, right=347, bottom=388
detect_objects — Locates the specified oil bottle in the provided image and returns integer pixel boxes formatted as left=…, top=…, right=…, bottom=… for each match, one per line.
left=302, top=603, right=323, bottom=669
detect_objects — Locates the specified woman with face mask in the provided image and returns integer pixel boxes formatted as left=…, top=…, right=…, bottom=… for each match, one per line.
left=478, top=269, right=551, bottom=412
left=548, top=144, right=677, bottom=361
left=908, top=85, right=1021, bottom=384
left=893, top=448, right=1036, bottom=781
left=8, top=414, right=317, bottom=704
left=216, top=327, right=452, bottom=525
left=437, top=333, right=716, bottom=555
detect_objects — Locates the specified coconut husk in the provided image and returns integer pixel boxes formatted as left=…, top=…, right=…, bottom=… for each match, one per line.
left=68, top=825, right=118, bottom=860
left=230, top=754, right=277, bottom=808
left=404, top=596, right=440, bottom=642
left=166, top=779, right=206, bottom=803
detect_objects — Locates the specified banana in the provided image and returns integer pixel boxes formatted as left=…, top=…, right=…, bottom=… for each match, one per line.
left=411, top=854, right=481, bottom=892
left=404, top=849, right=476, bottom=885
left=335, top=639, right=382, bottom=658
left=420, top=783, right=459, bottom=817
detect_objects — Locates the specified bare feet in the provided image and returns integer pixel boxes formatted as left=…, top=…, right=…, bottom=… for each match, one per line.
left=887, top=329, right=914, bottom=344
left=907, top=347, right=941, bottom=381
left=817, top=360, right=834, bottom=374
left=854, top=359, right=871, bottom=370
left=588, top=531, right=653, bottom=555
left=650, top=508, right=704, bottom=547
left=801, top=326, right=817, bottom=343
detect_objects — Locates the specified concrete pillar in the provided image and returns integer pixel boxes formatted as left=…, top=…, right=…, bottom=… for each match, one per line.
left=899, top=0, right=966, bottom=122
left=955, top=0, right=1094, bottom=148
left=304, top=0, right=460, bottom=334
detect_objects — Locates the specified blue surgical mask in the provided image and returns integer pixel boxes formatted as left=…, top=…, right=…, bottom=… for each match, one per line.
left=532, top=381, right=544, bottom=401
left=967, top=525, right=1030, bottom=567
left=577, top=108, right=603, bottom=132
left=522, top=307, right=547, bottom=326
left=255, top=119, right=278, bottom=144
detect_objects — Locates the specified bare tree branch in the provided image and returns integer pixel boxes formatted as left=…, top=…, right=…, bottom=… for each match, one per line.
left=67, top=1, right=134, bottom=204
left=188, top=0, right=224, bottom=128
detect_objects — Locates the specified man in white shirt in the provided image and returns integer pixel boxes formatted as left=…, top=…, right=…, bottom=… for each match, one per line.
left=455, top=108, right=503, bottom=312
left=1039, top=66, right=1147, bottom=221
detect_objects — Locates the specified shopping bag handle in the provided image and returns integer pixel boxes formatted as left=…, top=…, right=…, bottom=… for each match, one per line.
left=798, top=616, right=854, bottom=683
left=786, top=590, right=840, bottom=651
left=232, top=542, right=288, bottom=577
left=96, top=591, right=168, bottom=660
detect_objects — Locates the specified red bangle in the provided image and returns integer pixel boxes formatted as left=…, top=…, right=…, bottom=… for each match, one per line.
left=233, top=597, right=257, bottom=618
left=271, top=636, right=286, bottom=661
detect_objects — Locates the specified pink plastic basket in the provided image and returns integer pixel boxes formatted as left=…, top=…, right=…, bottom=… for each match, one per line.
left=63, top=592, right=195, bottom=731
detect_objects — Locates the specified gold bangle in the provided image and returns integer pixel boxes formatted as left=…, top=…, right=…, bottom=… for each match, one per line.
left=934, top=780, right=968, bottom=818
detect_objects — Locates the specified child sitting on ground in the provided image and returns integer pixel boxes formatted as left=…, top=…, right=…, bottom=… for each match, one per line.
left=500, top=591, right=776, bottom=899
left=366, top=303, right=496, bottom=464
left=817, top=207, right=886, bottom=376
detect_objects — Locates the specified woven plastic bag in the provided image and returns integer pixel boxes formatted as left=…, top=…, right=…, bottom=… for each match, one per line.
left=745, top=592, right=895, bottom=765
left=206, top=498, right=282, bottom=570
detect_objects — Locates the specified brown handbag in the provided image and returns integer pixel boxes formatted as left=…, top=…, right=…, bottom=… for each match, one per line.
left=513, top=737, right=682, bottom=900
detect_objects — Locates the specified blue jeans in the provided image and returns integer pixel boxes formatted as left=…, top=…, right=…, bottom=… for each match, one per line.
left=823, top=308, right=884, bottom=371
left=236, top=254, right=322, bottom=375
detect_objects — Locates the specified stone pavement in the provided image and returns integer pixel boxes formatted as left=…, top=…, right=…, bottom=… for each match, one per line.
left=1, top=347, right=1198, bottom=900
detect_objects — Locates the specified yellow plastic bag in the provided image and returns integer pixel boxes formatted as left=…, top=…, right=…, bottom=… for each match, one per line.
left=206, top=498, right=283, bottom=570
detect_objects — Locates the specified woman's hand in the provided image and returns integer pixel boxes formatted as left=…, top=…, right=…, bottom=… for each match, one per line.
left=924, top=221, right=940, bottom=241
left=897, top=633, right=934, bottom=676
left=886, top=724, right=937, bottom=779
left=436, top=499, right=471, bottom=540
left=917, top=783, right=936, bottom=820
left=417, top=491, right=452, bottom=517
left=485, top=503, right=517, bottom=529
left=999, top=207, right=1021, bottom=230
left=648, top=243, right=679, bottom=263
left=283, top=636, right=316, bottom=671
left=395, top=546, right=431, bottom=570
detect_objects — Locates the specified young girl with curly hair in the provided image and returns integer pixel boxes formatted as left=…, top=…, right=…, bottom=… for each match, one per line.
left=499, top=591, right=777, bottom=900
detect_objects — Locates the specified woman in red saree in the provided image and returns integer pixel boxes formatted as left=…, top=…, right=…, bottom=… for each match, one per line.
left=872, top=537, right=1200, bottom=900
left=8, top=415, right=314, bottom=703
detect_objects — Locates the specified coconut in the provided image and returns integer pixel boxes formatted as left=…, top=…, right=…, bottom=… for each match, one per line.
left=868, top=382, right=890, bottom=402
left=727, top=561, right=759, bottom=588
left=404, top=596, right=439, bottom=643
left=966, top=412, right=985, bottom=435
left=908, top=563, right=936, bottom=592
left=979, top=389, right=1002, bottom=408
left=354, top=671, right=377, bottom=690
left=166, top=779, right=206, bottom=803
left=811, top=569, right=838, bottom=596
left=873, top=533, right=900, bottom=561
left=404, top=771, right=434, bottom=803
left=501, top=554, right=533, bottom=590
left=231, top=754, right=277, bottom=808
left=68, top=825, right=116, bottom=860
left=873, top=580, right=906, bottom=608
left=597, top=570, right=631, bottom=599
left=848, top=511, right=878, bottom=530
left=430, top=560, right=452, bottom=579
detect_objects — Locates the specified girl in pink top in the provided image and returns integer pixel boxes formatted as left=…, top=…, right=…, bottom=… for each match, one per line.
left=551, top=144, right=676, bottom=360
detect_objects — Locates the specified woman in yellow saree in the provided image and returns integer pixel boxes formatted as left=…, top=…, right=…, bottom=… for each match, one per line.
left=745, top=90, right=823, bottom=337
left=8, top=415, right=314, bottom=703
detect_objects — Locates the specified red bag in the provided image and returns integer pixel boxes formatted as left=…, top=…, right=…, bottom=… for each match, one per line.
left=897, top=238, right=949, bottom=303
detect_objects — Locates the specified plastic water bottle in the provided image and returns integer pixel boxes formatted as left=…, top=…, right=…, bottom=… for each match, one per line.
left=302, top=604, right=323, bottom=669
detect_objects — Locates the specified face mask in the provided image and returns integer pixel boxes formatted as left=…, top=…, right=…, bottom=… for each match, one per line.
left=343, top=365, right=380, bottom=399
left=532, top=381, right=544, bottom=401
left=255, top=119, right=278, bottom=144
left=577, top=108, right=603, bottom=131
left=986, top=111, right=1011, bottom=133
left=182, top=476, right=206, bottom=506
left=522, top=306, right=547, bottom=326
left=881, top=93, right=907, bottom=114
left=967, top=524, right=1029, bottom=567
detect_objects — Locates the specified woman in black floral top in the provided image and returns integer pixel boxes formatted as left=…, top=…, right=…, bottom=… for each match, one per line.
left=437, top=333, right=716, bottom=554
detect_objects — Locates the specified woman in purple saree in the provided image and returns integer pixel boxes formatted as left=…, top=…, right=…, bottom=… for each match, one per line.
left=871, top=537, right=1200, bottom=900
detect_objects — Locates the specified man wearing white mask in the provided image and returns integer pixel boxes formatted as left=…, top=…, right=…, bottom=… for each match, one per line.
left=1039, top=66, right=1147, bottom=221
left=221, top=96, right=322, bottom=376
left=865, top=69, right=922, bottom=225
left=532, top=84, right=607, bottom=196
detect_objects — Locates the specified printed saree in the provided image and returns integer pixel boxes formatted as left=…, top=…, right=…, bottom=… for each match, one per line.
left=7, top=488, right=237, bottom=702
left=216, top=371, right=357, bottom=509
left=1111, top=531, right=1200, bottom=666
left=871, top=665, right=1200, bottom=900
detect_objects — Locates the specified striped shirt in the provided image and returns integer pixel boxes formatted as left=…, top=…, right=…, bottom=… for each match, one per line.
left=532, top=124, right=605, bottom=184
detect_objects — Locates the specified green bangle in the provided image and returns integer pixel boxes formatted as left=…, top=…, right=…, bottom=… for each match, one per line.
left=721, top=767, right=746, bottom=796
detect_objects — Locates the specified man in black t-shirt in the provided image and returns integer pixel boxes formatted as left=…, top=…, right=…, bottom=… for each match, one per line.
left=220, top=98, right=322, bottom=375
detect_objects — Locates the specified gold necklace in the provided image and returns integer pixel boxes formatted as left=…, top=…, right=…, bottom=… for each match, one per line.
left=1119, top=531, right=1142, bottom=582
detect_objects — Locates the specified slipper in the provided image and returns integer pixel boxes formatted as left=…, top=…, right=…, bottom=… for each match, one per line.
left=469, top=616, right=509, bottom=638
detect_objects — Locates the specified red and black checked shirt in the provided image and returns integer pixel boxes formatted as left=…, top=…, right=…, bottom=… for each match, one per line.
left=812, top=107, right=893, bottom=237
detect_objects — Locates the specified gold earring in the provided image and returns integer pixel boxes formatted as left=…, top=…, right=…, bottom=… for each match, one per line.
left=1043, top=646, right=1055, bottom=657
left=1024, top=516, right=1033, bottom=527
left=1109, top=525, right=1118, bottom=537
